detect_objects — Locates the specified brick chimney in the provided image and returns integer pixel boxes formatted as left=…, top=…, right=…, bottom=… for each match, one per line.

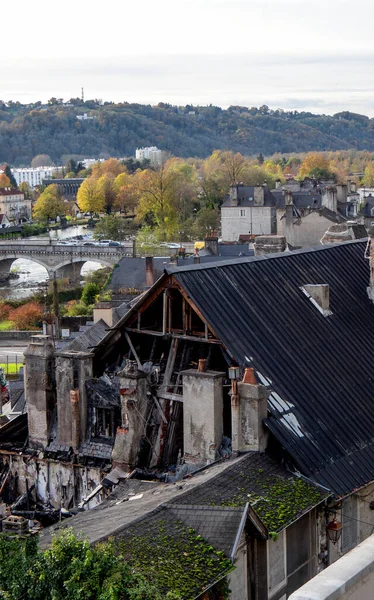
left=204, top=230, right=219, bottom=256
left=231, top=368, right=269, bottom=453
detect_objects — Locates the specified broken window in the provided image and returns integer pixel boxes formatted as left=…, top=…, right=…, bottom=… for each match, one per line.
left=91, top=407, right=115, bottom=439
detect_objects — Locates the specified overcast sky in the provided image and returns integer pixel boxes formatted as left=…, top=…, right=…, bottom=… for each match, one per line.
left=4, top=0, right=374, bottom=116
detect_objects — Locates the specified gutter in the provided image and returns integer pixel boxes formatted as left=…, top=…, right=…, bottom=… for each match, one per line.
left=230, top=502, right=249, bottom=562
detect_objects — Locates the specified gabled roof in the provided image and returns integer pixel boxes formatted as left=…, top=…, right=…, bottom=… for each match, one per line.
left=166, top=240, right=374, bottom=496
left=170, top=452, right=327, bottom=532
left=222, top=186, right=276, bottom=208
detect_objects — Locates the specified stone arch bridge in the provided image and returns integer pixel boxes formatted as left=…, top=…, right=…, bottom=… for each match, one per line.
left=0, top=241, right=135, bottom=284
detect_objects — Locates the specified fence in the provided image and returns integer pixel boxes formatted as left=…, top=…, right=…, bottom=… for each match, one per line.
left=0, top=353, right=24, bottom=376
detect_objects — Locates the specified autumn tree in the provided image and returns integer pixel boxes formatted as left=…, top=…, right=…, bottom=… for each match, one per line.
left=114, top=172, right=140, bottom=214
left=91, top=158, right=125, bottom=178
left=97, top=173, right=117, bottom=213
left=361, top=162, right=374, bottom=186
left=33, top=184, right=65, bottom=221
left=297, top=153, right=335, bottom=181
left=77, top=178, right=105, bottom=213
left=135, top=159, right=198, bottom=240
left=19, top=182, right=34, bottom=199
left=0, top=174, right=10, bottom=187
left=9, top=302, right=44, bottom=330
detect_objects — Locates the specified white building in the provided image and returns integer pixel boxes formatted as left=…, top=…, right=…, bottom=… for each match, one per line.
left=76, top=113, right=94, bottom=121
left=135, top=146, right=163, bottom=167
left=221, top=184, right=277, bottom=241
left=0, top=187, right=31, bottom=223
left=11, top=167, right=55, bottom=189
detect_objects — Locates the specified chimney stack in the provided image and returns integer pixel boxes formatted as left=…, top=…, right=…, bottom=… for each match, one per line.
left=229, top=185, right=239, bottom=206
left=231, top=368, right=269, bottom=453
left=145, top=256, right=155, bottom=287
left=204, top=230, right=219, bottom=256
left=253, top=185, right=265, bottom=206
left=254, top=235, right=287, bottom=256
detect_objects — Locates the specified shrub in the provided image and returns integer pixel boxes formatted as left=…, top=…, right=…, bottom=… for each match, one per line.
left=0, top=302, right=11, bottom=321
left=66, top=301, right=92, bottom=317
left=81, top=282, right=101, bottom=306
left=8, top=302, right=44, bottom=330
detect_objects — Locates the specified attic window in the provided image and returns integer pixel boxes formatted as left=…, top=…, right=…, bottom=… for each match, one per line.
left=301, top=284, right=332, bottom=317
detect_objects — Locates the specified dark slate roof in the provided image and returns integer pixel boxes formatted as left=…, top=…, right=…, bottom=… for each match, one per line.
left=64, top=319, right=109, bottom=352
left=116, top=505, right=233, bottom=599
left=222, top=186, right=276, bottom=208
left=272, top=190, right=323, bottom=209
left=164, top=504, right=244, bottom=558
left=170, top=453, right=327, bottom=532
left=167, top=240, right=374, bottom=497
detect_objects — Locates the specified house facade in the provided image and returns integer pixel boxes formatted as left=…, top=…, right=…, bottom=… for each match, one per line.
left=221, top=184, right=277, bottom=241
left=0, top=187, right=31, bottom=223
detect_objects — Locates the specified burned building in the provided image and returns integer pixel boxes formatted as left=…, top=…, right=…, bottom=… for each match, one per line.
left=5, top=238, right=374, bottom=597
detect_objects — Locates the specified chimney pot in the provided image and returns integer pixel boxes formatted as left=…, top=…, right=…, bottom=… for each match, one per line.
left=242, top=368, right=257, bottom=384
left=197, top=358, right=207, bottom=372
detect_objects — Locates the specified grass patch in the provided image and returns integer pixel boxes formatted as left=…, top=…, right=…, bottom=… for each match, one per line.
left=0, top=363, right=23, bottom=374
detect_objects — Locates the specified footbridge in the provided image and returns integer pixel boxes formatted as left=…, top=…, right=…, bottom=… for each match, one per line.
left=0, top=241, right=135, bottom=284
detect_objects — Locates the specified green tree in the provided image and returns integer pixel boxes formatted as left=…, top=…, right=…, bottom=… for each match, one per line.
left=4, top=165, right=17, bottom=188
left=77, top=178, right=105, bottom=213
left=33, top=185, right=65, bottom=222
left=135, top=158, right=199, bottom=240
left=193, top=206, right=220, bottom=239
left=94, top=214, right=136, bottom=241
left=81, top=282, right=101, bottom=306
left=19, top=181, right=34, bottom=199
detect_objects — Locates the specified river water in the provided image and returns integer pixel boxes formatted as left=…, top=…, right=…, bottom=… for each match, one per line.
left=0, top=226, right=103, bottom=300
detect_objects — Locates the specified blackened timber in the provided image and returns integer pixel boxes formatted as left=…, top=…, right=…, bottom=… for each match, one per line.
left=124, top=328, right=222, bottom=344
left=124, top=332, right=142, bottom=368
left=162, top=338, right=179, bottom=389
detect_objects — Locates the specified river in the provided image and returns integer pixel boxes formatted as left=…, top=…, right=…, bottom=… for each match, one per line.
left=0, top=226, right=104, bottom=300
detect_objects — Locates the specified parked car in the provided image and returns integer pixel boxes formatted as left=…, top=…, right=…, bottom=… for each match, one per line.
left=97, top=240, right=111, bottom=247
left=82, top=241, right=96, bottom=246
left=108, top=241, right=121, bottom=247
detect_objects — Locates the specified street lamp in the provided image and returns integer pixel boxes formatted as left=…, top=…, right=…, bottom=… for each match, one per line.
left=327, top=518, right=342, bottom=544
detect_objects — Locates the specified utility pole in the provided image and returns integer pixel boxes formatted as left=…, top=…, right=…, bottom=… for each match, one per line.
left=81, top=87, right=84, bottom=103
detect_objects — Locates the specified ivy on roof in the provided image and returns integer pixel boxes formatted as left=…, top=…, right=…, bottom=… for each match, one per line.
left=210, top=470, right=327, bottom=532
left=118, top=517, right=233, bottom=600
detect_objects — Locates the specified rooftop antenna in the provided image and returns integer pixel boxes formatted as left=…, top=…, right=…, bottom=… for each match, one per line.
left=81, top=87, right=84, bottom=103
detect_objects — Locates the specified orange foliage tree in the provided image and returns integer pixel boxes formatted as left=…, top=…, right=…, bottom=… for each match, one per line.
left=8, top=302, right=44, bottom=330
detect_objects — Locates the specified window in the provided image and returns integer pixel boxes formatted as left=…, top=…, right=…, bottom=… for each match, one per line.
left=240, top=209, right=246, bottom=217
left=91, top=407, right=115, bottom=439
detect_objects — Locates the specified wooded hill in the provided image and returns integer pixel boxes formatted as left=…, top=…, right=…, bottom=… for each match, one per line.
left=2, top=101, right=374, bottom=165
